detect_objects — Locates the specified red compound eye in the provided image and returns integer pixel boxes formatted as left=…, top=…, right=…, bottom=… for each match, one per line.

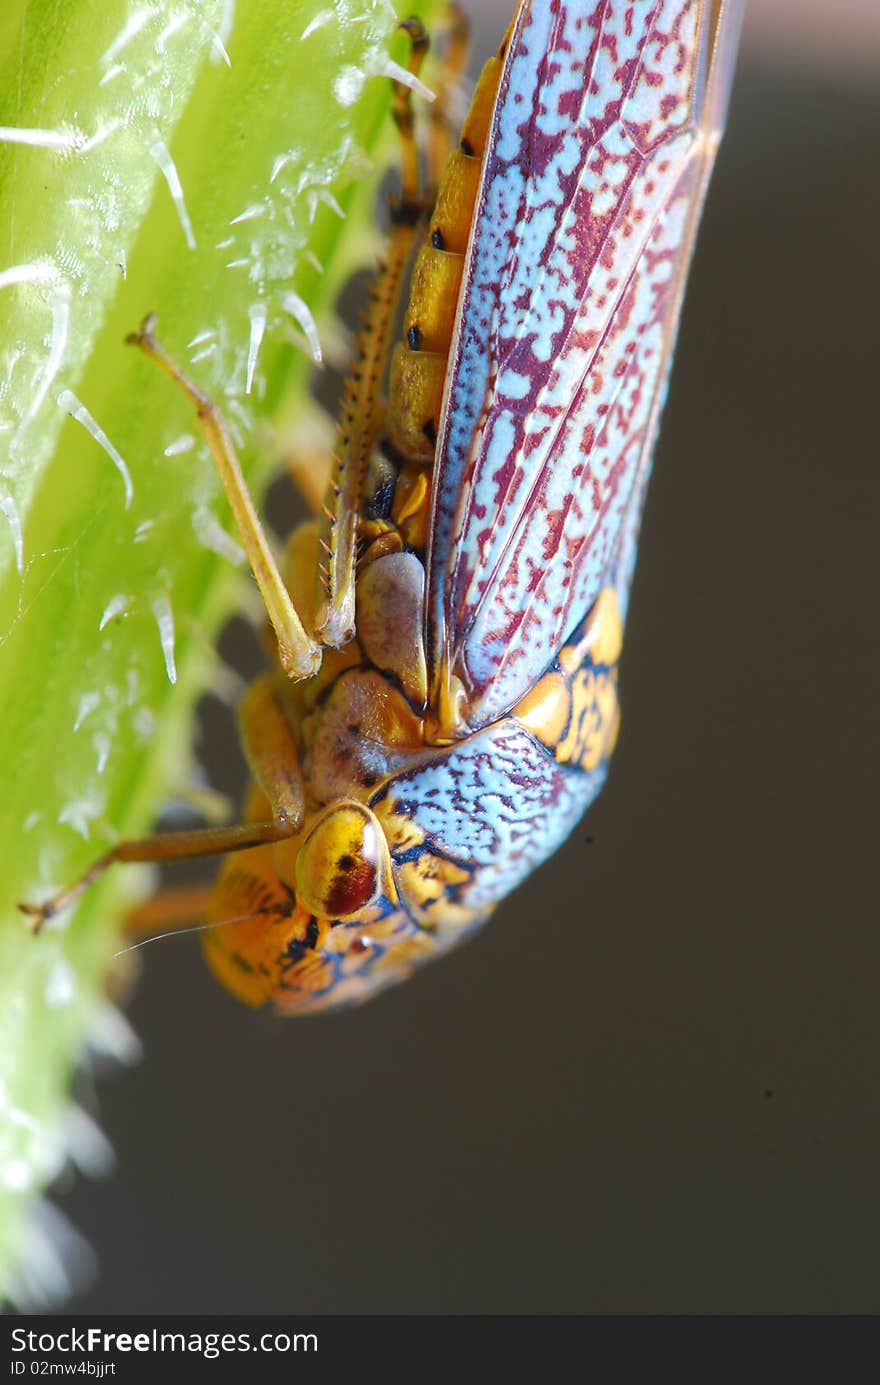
left=295, top=803, right=383, bottom=920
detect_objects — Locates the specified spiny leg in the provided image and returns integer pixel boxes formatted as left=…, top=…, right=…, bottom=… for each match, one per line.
left=313, top=19, right=432, bottom=649
left=126, top=315, right=321, bottom=681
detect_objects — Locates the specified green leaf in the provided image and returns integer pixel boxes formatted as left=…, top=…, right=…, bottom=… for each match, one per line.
left=0, top=0, right=440, bottom=1303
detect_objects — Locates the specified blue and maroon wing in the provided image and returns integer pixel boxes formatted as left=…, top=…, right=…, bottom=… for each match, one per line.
left=425, top=0, right=744, bottom=730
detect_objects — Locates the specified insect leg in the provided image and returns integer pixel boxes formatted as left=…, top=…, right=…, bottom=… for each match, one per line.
left=21, top=673, right=308, bottom=936
left=313, top=19, right=432, bottom=650
left=237, top=674, right=305, bottom=829
left=126, top=315, right=321, bottom=681
left=19, top=819, right=297, bottom=934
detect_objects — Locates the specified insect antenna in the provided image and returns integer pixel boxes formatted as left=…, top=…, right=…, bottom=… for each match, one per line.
left=112, top=904, right=287, bottom=961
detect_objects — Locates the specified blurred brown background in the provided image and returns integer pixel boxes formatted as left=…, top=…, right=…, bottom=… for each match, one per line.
left=62, top=2, right=880, bottom=1314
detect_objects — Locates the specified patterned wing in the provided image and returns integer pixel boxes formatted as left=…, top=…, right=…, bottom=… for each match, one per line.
left=426, top=0, right=744, bottom=730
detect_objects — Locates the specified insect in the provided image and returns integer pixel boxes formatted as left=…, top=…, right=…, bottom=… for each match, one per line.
left=22, top=0, right=744, bottom=1013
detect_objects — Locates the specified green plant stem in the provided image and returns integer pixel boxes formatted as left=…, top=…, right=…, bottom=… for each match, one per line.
left=0, top=0, right=439, bottom=1303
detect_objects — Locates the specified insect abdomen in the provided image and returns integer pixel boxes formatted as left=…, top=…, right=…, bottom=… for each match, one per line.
left=386, top=34, right=510, bottom=468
